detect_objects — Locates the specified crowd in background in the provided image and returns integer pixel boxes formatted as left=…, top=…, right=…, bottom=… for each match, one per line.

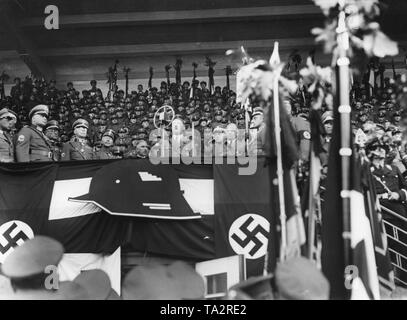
left=0, top=70, right=404, bottom=164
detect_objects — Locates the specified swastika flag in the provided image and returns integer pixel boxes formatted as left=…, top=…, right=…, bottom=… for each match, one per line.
left=214, top=158, right=275, bottom=277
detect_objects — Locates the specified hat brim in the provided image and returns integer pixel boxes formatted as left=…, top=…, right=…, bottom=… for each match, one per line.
left=68, top=195, right=200, bottom=220
left=46, top=126, right=60, bottom=130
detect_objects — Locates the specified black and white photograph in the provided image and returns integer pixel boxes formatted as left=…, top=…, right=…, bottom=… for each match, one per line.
left=0, top=0, right=406, bottom=305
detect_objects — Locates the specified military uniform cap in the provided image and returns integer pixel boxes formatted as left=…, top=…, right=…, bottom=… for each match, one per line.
left=73, top=269, right=118, bottom=300
left=122, top=261, right=204, bottom=300
left=228, top=274, right=274, bottom=300
left=321, top=111, right=334, bottom=124
left=275, top=257, right=329, bottom=300
left=29, top=104, right=49, bottom=120
left=45, top=120, right=60, bottom=131
left=131, top=135, right=139, bottom=141
left=72, top=118, right=89, bottom=129
left=118, top=127, right=128, bottom=134
left=213, top=126, right=225, bottom=133
left=102, top=129, right=115, bottom=140
left=393, top=128, right=402, bottom=135
left=1, top=236, right=64, bottom=279
left=141, top=117, right=149, bottom=123
left=252, top=108, right=264, bottom=117
left=0, top=108, right=15, bottom=119
left=57, top=281, right=89, bottom=300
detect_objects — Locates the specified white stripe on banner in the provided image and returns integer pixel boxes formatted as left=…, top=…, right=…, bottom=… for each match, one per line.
left=179, top=179, right=214, bottom=215
left=350, top=190, right=380, bottom=300
left=57, top=247, right=121, bottom=295
left=49, top=178, right=100, bottom=220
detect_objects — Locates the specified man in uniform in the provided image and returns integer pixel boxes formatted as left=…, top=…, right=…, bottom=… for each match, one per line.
left=210, top=126, right=227, bottom=158
left=368, top=140, right=407, bottom=218
left=291, top=108, right=310, bottom=162
left=123, top=135, right=140, bottom=159
left=44, top=120, right=62, bottom=161
left=15, top=104, right=54, bottom=162
left=0, top=236, right=64, bottom=300
left=95, top=129, right=115, bottom=160
left=171, top=116, right=186, bottom=158
left=0, top=108, right=16, bottom=163
left=89, top=80, right=102, bottom=97
left=248, top=108, right=266, bottom=156
left=92, top=119, right=108, bottom=144
left=225, top=123, right=238, bottom=158
left=115, top=127, right=131, bottom=148
left=367, top=140, right=407, bottom=285
left=61, top=119, right=94, bottom=161
left=125, top=140, right=150, bottom=159
left=211, top=111, right=224, bottom=129
left=319, top=111, right=333, bottom=168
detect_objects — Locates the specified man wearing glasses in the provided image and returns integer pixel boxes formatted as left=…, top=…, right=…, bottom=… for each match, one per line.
left=0, top=108, right=16, bottom=163
left=15, top=104, right=54, bottom=162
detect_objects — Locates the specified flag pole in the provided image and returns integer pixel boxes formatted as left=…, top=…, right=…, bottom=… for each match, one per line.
left=336, top=8, right=352, bottom=275
left=191, top=119, right=196, bottom=157
left=270, top=42, right=287, bottom=262
left=244, top=99, right=250, bottom=156
left=307, top=146, right=317, bottom=260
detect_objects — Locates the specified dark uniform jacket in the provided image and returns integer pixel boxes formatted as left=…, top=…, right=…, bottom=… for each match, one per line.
left=15, top=126, right=53, bottom=162
left=371, top=164, right=407, bottom=201
left=248, top=123, right=267, bottom=156
left=123, top=147, right=138, bottom=159
left=49, top=139, right=62, bottom=162
left=291, top=115, right=311, bottom=162
left=0, top=130, right=14, bottom=163
left=95, top=146, right=114, bottom=160
left=61, top=137, right=94, bottom=161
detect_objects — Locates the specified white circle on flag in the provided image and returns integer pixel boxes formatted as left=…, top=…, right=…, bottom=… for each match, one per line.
left=0, top=220, right=34, bottom=263
left=228, top=213, right=270, bottom=260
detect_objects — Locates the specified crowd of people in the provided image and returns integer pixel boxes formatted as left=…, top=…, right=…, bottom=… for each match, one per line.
left=0, top=76, right=265, bottom=162
left=1, top=71, right=407, bottom=213
left=0, top=236, right=329, bottom=300
left=0, top=68, right=407, bottom=288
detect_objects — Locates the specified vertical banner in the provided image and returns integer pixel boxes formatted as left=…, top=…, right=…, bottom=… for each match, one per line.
left=214, top=158, right=273, bottom=277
